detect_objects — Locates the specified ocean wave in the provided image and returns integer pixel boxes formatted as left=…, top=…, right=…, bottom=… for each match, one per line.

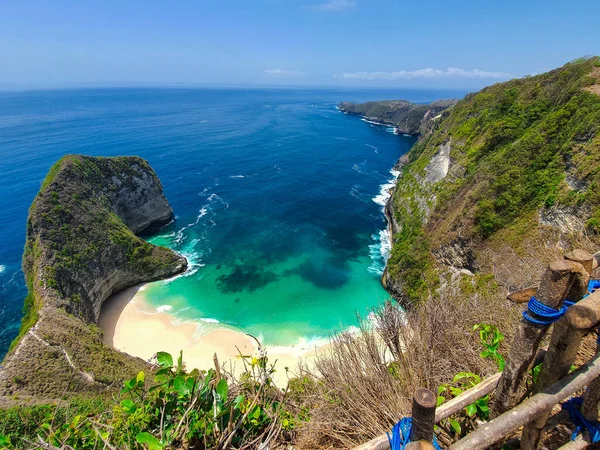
left=368, top=168, right=401, bottom=275
left=368, top=229, right=392, bottom=276
left=365, top=143, right=379, bottom=153
left=174, top=207, right=208, bottom=245
left=200, top=318, right=220, bottom=324
left=352, top=160, right=368, bottom=175
left=207, top=193, right=229, bottom=209
left=360, top=117, right=390, bottom=127
left=156, top=305, right=173, bottom=313
left=0, top=265, right=5, bottom=274
left=372, top=168, right=400, bottom=207
left=199, top=120, right=208, bottom=124
left=229, top=175, right=245, bottom=179
left=349, top=185, right=370, bottom=203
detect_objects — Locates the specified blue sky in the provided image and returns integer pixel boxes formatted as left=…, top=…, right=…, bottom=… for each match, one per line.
left=1, top=0, right=599, bottom=89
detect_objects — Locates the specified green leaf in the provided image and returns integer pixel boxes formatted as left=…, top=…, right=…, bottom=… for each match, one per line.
left=173, top=375, right=195, bottom=396
left=216, top=378, right=228, bottom=402
left=252, top=405, right=261, bottom=420
left=0, top=434, right=11, bottom=446
left=449, top=418, right=461, bottom=435
left=465, top=403, right=478, bottom=417
left=233, top=394, right=245, bottom=410
left=136, top=371, right=145, bottom=385
left=136, top=432, right=164, bottom=450
left=437, top=395, right=446, bottom=406
left=156, top=352, right=173, bottom=368
left=177, top=351, right=183, bottom=372
left=121, top=399, right=137, bottom=414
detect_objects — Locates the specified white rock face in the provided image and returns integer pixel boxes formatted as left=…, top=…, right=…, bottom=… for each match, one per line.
left=425, top=142, right=451, bottom=183
left=539, top=206, right=586, bottom=234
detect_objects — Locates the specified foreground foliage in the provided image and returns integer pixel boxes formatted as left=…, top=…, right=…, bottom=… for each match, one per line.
left=0, top=350, right=298, bottom=449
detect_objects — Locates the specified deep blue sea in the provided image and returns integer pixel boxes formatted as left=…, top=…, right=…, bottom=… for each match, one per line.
left=0, top=87, right=466, bottom=357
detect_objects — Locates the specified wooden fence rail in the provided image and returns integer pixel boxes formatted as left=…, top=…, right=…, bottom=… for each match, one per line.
left=352, top=249, right=600, bottom=450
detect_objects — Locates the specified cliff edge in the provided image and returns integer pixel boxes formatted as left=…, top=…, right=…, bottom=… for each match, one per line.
left=0, top=155, right=187, bottom=401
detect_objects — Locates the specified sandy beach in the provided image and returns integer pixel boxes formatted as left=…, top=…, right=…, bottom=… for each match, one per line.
left=98, top=283, right=328, bottom=386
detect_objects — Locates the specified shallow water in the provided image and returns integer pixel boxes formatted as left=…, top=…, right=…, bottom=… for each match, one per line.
left=0, top=87, right=465, bottom=355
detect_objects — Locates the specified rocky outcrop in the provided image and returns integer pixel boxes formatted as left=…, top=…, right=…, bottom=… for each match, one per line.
left=338, top=99, right=458, bottom=135
left=0, top=155, right=187, bottom=400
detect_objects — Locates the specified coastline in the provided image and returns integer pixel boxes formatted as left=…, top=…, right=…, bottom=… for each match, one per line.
left=98, top=284, right=328, bottom=387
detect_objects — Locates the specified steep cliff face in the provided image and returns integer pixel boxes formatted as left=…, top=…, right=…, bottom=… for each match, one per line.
left=338, top=99, right=458, bottom=135
left=0, top=155, right=187, bottom=401
left=384, top=57, right=600, bottom=305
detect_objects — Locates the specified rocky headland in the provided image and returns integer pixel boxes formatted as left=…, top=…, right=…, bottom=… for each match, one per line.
left=338, top=99, right=458, bottom=135
left=0, top=155, right=187, bottom=401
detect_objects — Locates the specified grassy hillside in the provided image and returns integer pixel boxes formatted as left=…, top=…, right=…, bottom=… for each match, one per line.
left=386, top=57, right=600, bottom=304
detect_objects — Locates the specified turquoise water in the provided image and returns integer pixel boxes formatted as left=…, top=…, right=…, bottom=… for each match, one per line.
left=0, top=88, right=465, bottom=354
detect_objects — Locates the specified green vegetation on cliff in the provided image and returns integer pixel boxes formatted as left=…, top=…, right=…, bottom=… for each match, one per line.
left=386, top=57, right=600, bottom=304
left=2, top=155, right=187, bottom=400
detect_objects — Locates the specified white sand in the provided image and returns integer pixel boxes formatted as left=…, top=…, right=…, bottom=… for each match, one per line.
left=98, top=284, right=328, bottom=386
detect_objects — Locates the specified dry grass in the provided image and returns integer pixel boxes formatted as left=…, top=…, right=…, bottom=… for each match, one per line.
left=295, top=271, right=520, bottom=449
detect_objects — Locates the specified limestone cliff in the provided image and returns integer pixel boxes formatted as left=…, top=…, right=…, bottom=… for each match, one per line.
left=338, top=99, right=458, bottom=135
left=383, top=57, right=600, bottom=306
left=0, top=155, right=187, bottom=401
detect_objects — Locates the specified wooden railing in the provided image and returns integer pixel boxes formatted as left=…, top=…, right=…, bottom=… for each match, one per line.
left=354, top=249, right=600, bottom=450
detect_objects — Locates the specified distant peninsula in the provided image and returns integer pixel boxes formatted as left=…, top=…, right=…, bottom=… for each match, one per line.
left=337, top=99, right=458, bottom=135
left=0, top=155, right=187, bottom=400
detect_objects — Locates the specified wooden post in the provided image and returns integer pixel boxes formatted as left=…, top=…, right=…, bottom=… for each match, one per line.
left=405, top=441, right=436, bottom=450
left=410, top=388, right=437, bottom=443
left=450, top=353, right=600, bottom=450
left=492, top=260, right=579, bottom=417
left=582, top=328, right=600, bottom=422
left=520, top=252, right=592, bottom=449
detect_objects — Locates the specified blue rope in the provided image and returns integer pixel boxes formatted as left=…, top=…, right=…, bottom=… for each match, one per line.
left=387, top=418, right=442, bottom=450
left=522, top=296, right=575, bottom=325
left=562, top=397, right=600, bottom=443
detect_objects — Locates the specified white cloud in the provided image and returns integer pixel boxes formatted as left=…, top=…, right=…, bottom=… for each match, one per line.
left=315, top=0, right=356, bottom=11
left=264, top=69, right=304, bottom=76
left=334, top=67, right=512, bottom=80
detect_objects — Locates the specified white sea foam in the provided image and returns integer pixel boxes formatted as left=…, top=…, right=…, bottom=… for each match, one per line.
left=368, top=229, right=393, bottom=276
left=349, top=185, right=370, bottom=203
left=199, top=120, right=208, bottom=124
left=365, top=143, right=379, bottom=153
left=0, top=265, right=5, bottom=274
left=229, top=175, right=245, bottom=179
left=368, top=168, right=401, bottom=275
left=156, top=305, right=173, bottom=313
left=207, top=193, right=229, bottom=208
left=360, top=117, right=390, bottom=127
left=174, top=207, right=208, bottom=245
left=352, top=160, right=368, bottom=175
left=200, top=318, right=220, bottom=324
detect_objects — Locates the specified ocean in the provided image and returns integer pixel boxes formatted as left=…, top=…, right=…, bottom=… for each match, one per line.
left=0, top=87, right=465, bottom=357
